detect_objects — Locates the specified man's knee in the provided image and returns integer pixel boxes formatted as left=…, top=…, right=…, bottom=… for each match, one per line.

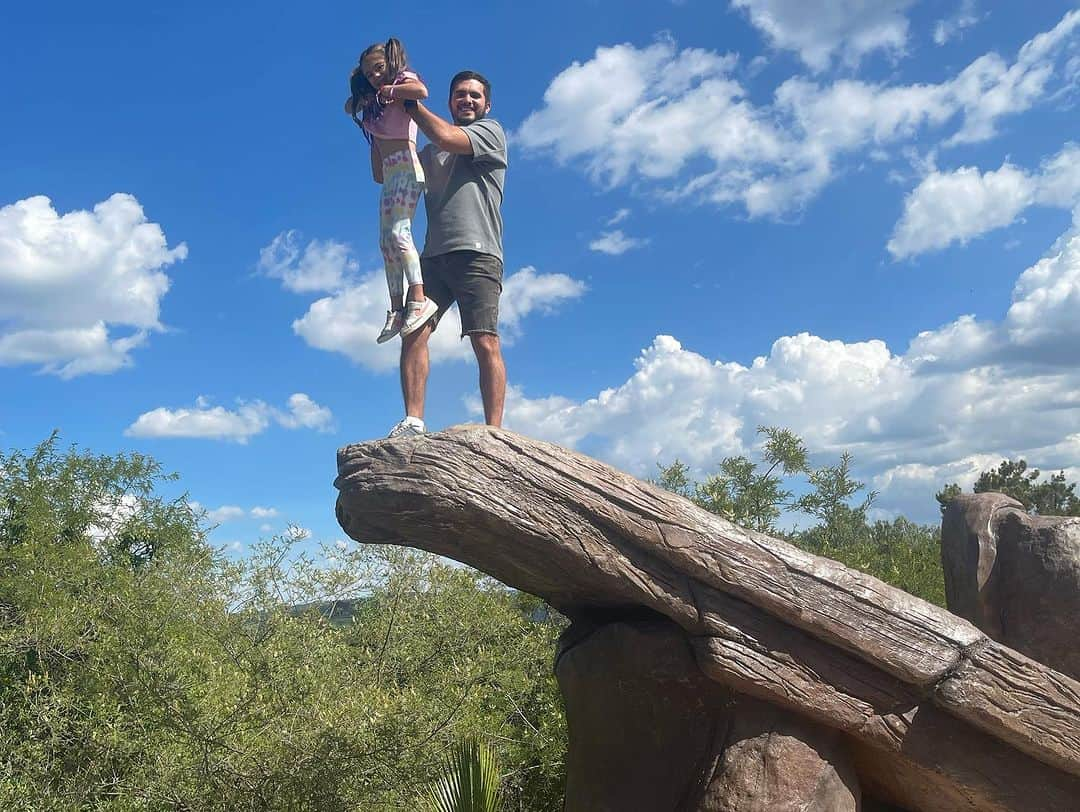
left=469, top=332, right=502, bottom=360
left=401, top=321, right=434, bottom=356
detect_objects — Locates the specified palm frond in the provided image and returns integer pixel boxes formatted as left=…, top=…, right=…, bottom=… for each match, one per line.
left=419, top=737, right=503, bottom=812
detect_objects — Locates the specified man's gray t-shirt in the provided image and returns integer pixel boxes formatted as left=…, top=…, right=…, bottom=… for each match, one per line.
left=418, top=118, right=507, bottom=261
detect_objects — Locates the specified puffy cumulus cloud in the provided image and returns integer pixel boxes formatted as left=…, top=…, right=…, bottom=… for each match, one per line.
left=125, top=393, right=334, bottom=442
left=589, top=229, right=649, bottom=256
left=257, top=230, right=358, bottom=294
left=274, top=393, right=335, bottom=431
left=0, top=194, right=186, bottom=377
left=490, top=219, right=1080, bottom=522
left=516, top=13, right=1080, bottom=218
left=291, top=264, right=585, bottom=372
left=517, top=40, right=784, bottom=194
left=889, top=143, right=1080, bottom=257
left=889, top=164, right=1036, bottom=258
left=1005, top=228, right=1080, bottom=352
left=0, top=326, right=150, bottom=379
left=730, top=0, right=917, bottom=71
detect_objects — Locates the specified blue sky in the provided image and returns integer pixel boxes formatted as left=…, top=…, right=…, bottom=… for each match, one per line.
left=3, top=0, right=1080, bottom=552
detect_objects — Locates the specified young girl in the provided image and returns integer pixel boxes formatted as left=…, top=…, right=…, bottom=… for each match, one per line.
left=345, top=38, right=435, bottom=343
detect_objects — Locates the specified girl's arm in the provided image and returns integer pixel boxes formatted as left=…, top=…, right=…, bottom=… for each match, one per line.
left=370, top=143, right=383, bottom=184
left=377, top=76, right=428, bottom=103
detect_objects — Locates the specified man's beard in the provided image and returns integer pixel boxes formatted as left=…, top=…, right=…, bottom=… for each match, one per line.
left=453, top=110, right=486, bottom=125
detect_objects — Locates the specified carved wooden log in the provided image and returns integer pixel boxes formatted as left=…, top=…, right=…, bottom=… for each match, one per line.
left=335, top=426, right=1080, bottom=811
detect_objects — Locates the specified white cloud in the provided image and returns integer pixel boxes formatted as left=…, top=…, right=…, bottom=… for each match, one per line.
left=516, top=14, right=1080, bottom=218
left=889, top=143, right=1080, bottom=257
left=189, top=503, right=281, bottom=525
left=291, top=264, right=585, bottom=372
left=606, top=208, right=632, bottom=226
left=86, top=493, right=140, bottom=546
left=125, top=393, right=335, bottom=442
left=258, top=230, right=358, bottom=293
left=488, top=216, right=1080, bottom=522
left=274, top=393, right=335, bottom=431
left=946, top=10, right=1080, bottom=145
left=589, top=229, right=649, bottom=256
left=730, top=0, right=917, bottom=71
left=0, top=194, right=186, bottom=377
left=1006, top=226, right=1080, bottom=351
left=205, top=505, right=246, bottom=524
left=889, top=164, right=1035, bottom=258
left=934, top=0, right=983, bottom=46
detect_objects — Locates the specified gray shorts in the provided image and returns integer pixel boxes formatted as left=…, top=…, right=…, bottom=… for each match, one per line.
left=421, top=251, right=503, bottom=337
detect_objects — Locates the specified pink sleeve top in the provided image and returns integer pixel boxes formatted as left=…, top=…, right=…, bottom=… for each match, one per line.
left=362, top=70, right=420, bottom=143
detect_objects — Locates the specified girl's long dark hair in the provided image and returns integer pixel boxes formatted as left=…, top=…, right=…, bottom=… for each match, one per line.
left=346, top=38, right=409, bottom=143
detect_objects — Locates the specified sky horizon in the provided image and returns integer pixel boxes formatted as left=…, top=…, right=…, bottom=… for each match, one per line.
left=4, top=0, right=1080, bottom=554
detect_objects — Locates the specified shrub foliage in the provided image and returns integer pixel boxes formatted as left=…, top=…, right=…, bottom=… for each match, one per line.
left=0, top=437, right=565, bottom=810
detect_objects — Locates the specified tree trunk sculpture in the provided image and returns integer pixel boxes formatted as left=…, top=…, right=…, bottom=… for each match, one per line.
left=335, top=426, right=1080, bottom=811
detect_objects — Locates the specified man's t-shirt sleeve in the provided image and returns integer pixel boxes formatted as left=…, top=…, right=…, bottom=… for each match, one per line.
left=464, top=119, right=507, bottom=168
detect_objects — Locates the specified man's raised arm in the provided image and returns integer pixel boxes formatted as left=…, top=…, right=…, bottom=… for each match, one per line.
left=405, top=100, right=474, bottom=155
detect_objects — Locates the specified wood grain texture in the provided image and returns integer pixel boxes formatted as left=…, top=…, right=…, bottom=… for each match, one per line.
left=335, top=425, right=1080, bottom=807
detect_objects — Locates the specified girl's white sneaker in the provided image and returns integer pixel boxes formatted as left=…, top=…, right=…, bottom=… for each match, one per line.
left=400, top=298, right=438, bottom=336
left=376, top=309, right=403, bottom=344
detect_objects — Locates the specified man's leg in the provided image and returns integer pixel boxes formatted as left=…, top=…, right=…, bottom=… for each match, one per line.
left=470, top=333, right=506, bottom=427
left=401, top=321, right=434, bottom=419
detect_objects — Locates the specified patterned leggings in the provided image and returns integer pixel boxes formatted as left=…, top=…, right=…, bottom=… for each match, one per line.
left=379, top=148, right=425, bottom=308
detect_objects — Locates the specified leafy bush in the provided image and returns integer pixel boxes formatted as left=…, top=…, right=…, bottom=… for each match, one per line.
left=0, top=437, right=565, bottom=810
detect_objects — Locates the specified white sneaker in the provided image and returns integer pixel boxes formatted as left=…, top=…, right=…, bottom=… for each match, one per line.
left=387, top=416, right=426, bottom=438
left=376, top=310, right=403, bottom=344
left=400, top=298, right=438, bottom=337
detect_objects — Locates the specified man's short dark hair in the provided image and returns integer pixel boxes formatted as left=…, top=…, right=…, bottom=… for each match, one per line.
left=450, top=70, right=492, bottom=105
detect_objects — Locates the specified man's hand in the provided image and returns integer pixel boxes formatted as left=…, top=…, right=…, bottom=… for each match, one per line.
left=405, top=101, right=473, bottom=155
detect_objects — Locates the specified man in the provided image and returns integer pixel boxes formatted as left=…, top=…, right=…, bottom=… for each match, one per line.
left=387, top=70, right=508, bottom=438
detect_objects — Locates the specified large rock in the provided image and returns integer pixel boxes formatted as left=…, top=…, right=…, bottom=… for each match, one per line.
left=942, top=493, right=1080, bottom=679
left=559, top=619, right=859, bottom=812
left=557, top=619, right=733, bottom=811
left=336, top=426, right=1080, bottom=811
left=706, top=695, right=859, bottom=811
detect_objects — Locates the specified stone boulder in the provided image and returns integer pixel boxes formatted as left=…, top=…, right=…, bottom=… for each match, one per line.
left=942, top=493, right=1080, bottom=680
left=557, top=618, right=859, bottom=811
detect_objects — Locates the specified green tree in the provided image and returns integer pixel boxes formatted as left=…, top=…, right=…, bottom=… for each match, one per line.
left=656, top=428, right=945, bottom=606
left=655, top=426, right=808, bottom=533
left=792, top=452, right=877, bottom=549
left=0, top=438, right=566, bottom=811
left=936, top=459, right=1080, bottom=516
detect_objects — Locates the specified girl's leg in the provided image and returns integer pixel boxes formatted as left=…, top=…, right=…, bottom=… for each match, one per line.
left=386, top=168, right=424, bottom=303
left=379, top=168, right=406, bottom=310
